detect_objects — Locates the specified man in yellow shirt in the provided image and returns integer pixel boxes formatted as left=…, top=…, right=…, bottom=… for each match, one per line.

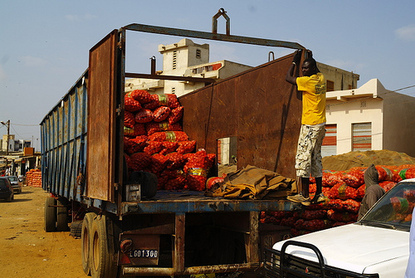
left=285, top=50, right=327, bottom=206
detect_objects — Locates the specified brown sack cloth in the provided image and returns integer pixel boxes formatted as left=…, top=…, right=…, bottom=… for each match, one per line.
left=205, top=165, right=296, bottom=199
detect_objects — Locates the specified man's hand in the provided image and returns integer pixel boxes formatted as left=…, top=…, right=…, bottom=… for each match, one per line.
left=292, top=50, right=302, bottom=65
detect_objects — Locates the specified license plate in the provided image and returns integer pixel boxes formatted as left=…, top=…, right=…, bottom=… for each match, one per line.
left=129, top=249, right=158, bottom=258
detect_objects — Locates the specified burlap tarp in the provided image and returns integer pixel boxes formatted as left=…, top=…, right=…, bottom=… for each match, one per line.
left=205, top=165, right=296, bottom=199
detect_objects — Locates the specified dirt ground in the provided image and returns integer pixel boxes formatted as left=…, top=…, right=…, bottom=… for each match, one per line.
left=0, top=185, right=86, bottom=278
left=3, top=150, right=410, bottom=278
left=0, top=185, right=254, bottom=278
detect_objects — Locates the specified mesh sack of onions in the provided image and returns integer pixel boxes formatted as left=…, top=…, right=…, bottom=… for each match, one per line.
left=168, top=106, right=184, bottom=124
left=153, top=106, right=171, bottom=122
left=160, top=141, right=178, bottom=155
left=146, top=122, right=182, bottom=135
left=148, top=131, right=189, bottom=142
left=124, top=123, right=146, bottom=137
left=144, top=141, right=164, bottom=155
left=135, top=109, right=154, bottom=124
left=125, top=96, right=142, bottom=112
left=129, top=152, right=152, bottom=171
left=124, top=111, right=135, bottom=128
left=126, top=90, right=152, bottom=104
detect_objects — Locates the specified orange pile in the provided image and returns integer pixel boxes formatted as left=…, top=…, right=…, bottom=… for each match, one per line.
left=26, top=169, right=42, bottom=187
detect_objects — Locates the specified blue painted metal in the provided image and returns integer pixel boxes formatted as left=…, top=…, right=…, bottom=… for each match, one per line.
left=122, top=197, right=299, bottom=215
left=40, top=70, right=88, bottom=203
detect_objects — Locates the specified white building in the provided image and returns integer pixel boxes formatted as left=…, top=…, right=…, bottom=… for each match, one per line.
left=323, top=79, right=415, bottom=157
left=125, top=38, right=252, bottom=97
left=1, top=134, right=31, bottom=153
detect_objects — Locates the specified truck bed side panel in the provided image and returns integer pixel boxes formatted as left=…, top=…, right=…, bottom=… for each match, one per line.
left=40, top=73, right=88, bottom=201
left=179, top=54, right=300, bottom=179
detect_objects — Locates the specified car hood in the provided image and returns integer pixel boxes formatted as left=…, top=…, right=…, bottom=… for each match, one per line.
left=272, top=223, right=409, bottom=274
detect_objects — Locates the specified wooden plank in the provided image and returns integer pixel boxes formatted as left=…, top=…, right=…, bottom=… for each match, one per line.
left=173, top=213, right=185, bottom=273
left=245, top=211, right=259, bottom=263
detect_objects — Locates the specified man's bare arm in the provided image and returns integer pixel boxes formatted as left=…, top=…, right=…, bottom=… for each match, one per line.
left=285, top=50, right=302, bottom=85
left=285, top=62, right=297, bottom=85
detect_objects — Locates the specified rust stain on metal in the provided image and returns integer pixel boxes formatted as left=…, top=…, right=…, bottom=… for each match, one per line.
left=86, top=30, right=118, bottom=202
left=179, top=53, right=301, bottom=179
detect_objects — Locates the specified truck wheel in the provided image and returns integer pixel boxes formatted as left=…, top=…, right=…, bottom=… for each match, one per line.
left=82, top=212, right=95, bottom=275
left=44, top=196, right=56, bottom=232
left=6, top=193, right=14, bottom=202
left=56, top=199, right=69, bottom=231
left=90, top=214, right=118, bottom=278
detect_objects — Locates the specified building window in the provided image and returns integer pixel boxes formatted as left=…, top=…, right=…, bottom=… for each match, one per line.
left=322, top=124, right=337, bottom=157
left=196, top=49, right=201, bottom=59
left=326, top=80, right=334, bottom=92
left=172, top=50, right=177, bottom=70
left=352, top=122, right=372, bottom=151
left=172, top=87, right=176, bottom=93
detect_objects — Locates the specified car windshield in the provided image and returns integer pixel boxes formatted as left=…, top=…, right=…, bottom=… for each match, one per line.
left=7, top=176, right=17, bottom=181
left=359, top=181, right=414, bottom=231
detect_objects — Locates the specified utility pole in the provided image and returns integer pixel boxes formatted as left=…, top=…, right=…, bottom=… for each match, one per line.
left=1, top=120, right=10, bottom=175
left=1, top=120, right=10, bottom=155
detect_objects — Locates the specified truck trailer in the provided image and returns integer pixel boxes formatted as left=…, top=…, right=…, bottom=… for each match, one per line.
left=40, top=10, right=306, bottom=278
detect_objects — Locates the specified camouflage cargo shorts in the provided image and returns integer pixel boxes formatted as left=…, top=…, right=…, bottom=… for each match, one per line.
left=295, top=124, right=326, bottom=178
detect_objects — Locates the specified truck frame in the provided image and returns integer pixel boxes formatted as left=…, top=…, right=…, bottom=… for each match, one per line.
left=40, top=9, right=304, bottom=277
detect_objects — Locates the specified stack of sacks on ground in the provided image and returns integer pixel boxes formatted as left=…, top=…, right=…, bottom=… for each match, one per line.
left=26, top=169, right=42, bottom=187
left=260, top=164, right=415, bottom=236
left=123, top=89, right=215, bottom=191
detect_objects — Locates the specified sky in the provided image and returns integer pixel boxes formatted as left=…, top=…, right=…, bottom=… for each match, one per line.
left=1, top=0, right=415, bottom=151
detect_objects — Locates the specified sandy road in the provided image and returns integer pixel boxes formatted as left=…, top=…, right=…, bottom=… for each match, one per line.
left=0, top=185, right=260, bottom=278
left=0, top=185, right=86, bottom=278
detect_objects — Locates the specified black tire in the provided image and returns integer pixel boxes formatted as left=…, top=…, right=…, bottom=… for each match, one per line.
left=6, top=193, right=14, bottom=202
left=82, top=212, right=95, bottom=276
left=90, top=214, right=118, bottom=278
left=56, top=199, right=69, bottom=231
left=44, top=196, right=56, bottom=232
left=70, top=220, right=83, bottom=238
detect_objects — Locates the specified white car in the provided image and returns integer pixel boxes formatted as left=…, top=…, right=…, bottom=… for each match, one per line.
left=264, top=179, right=414, bottom=278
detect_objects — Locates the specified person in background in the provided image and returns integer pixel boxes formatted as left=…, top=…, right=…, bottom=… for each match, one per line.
left=405, top=206, right=415, bottom=278
left=285, top=50, right=327, bottom=206
left=357, top=164, right=385, bottom=220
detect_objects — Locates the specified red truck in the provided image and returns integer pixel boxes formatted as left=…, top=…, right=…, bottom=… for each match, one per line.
left=40, top=10, right=304, bottom=278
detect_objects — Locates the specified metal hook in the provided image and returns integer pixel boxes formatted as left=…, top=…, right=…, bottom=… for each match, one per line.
left=150, top=56, right=156, bottom=75
left=212, top=8, right=230, bottom=35
left=268, top=51, right=275, bottom=62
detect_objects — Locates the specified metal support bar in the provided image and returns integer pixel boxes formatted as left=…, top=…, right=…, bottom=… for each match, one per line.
left=122, top=262, right=259, bottom=276
left=125, top=72, right=216, bottom=84
left=123, top=23, right=304, bottom=50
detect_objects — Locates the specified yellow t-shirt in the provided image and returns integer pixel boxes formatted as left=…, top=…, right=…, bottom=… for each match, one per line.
left=296, top=72, right=326, bottom=125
